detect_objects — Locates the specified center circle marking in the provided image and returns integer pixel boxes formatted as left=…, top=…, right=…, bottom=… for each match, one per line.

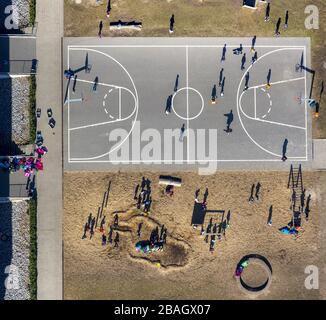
left=171, top=87, right=204, bottom=121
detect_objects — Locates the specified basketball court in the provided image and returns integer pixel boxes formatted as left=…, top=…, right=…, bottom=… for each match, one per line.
left=63, top=37, right=312, bottom=171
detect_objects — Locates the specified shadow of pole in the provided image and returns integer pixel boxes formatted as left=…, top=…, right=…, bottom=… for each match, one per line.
left=300, top=52, right=315, bottom=99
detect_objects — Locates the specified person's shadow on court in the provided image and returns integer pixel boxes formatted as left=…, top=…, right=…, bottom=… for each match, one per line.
left=267, top=69, right=272, bottom=86
left=244, top=72, right=250, bottom=90
left=211, top=85, right=217, bottom=102
left=165, top=94, right=173, bottom=114
left=221, top=44, right=227, bottom=62
left=174, top=74, right=179, bottom=92
left=282, top=138, right=288, bottom=161
left=93, top=76, right=99, bottom=92
left=224, top=110, right=234, bottom=133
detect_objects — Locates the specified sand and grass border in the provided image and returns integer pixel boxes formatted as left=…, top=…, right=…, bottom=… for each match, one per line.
left=29, top=0, right=36, bottom=26
left=28, top=74, right=36, bottom=144
left=28, top=197, right=37, bottom=300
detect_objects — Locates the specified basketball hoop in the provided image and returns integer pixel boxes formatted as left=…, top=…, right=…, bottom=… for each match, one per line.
left=295, top=63, right=302, bottom=73
left=295, top=94, right=317, bottom=107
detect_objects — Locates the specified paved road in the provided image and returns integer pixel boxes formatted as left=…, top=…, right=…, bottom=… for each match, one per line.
left=36, top=0, right=63, bottom=300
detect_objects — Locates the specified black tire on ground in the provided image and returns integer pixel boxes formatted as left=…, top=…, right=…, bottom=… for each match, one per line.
left=236, top=254, right=272, bottom=294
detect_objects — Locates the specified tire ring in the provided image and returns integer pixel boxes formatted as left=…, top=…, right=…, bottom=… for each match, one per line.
left=235, top=254, right=272, bottom=294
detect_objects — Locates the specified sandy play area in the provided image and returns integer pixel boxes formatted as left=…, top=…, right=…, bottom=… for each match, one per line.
left=64, top=169, right=323, bottom=299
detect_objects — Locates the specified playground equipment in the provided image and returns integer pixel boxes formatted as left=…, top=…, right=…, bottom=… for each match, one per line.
left=235, top=254, right=272, bottom=294
left=159, top=175, right=182, bottom=187
left=110, top=20, right=142, bottom=31
left=242, top=0, right=267, bottom=10
left=242, top=0, right=258, bottom=9
left=285, top=164, right=305, bottom=238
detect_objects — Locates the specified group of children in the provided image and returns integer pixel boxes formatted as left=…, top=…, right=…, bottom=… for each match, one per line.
left=134, top=177, right=153, bottom=213
left=0, top=146, right=48, bottom=177
left=135, top=224, right=168, bottom=254
left=194, top=188, right=231, bottom=253
left=82, top=212, right=120, bottom=248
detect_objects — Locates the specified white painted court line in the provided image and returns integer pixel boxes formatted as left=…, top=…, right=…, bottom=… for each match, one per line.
left=69, top=158, right=308, bottom=163
left=75, top=78, right=131, bottom=92
left=254, top=87, right=257, bottom=119
left=304, top=46, right=308, bottom=161
left=236, top=47, right=307, bottom=159
left=171, top=87, right=204, bottom=120
left=69, top=83, right=137, bottom=130
left=69, top=114, right=136, bottom=131
left=67, top=47, right=140, bottom=161
left=67, top=45, right=308, bottom=163
left=68, top=47, right=71, bottom=162
left=69, top=45, right=306, bottom=49
left=73, top=78, right=137, bottom=120
left=186, top=46, right=190, bottom=161
left=256, top=87, right=273, bottom=120
left=239, top=91, right=306, bottom=130
left=248, top=76, right=305, bottom=90
left=119, top=87, right=122, bottom=120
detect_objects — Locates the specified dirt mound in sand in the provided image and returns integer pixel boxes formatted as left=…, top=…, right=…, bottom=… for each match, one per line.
left=129, top=237, right=190, bottom=269
left=99, top=209, right=191, bottom=269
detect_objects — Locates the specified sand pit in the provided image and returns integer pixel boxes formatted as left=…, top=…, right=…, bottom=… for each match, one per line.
left=64, top=170, right=323, bottom=299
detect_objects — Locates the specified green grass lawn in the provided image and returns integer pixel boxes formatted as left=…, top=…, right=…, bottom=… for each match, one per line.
left=64, top=0, right=325, bottom=137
